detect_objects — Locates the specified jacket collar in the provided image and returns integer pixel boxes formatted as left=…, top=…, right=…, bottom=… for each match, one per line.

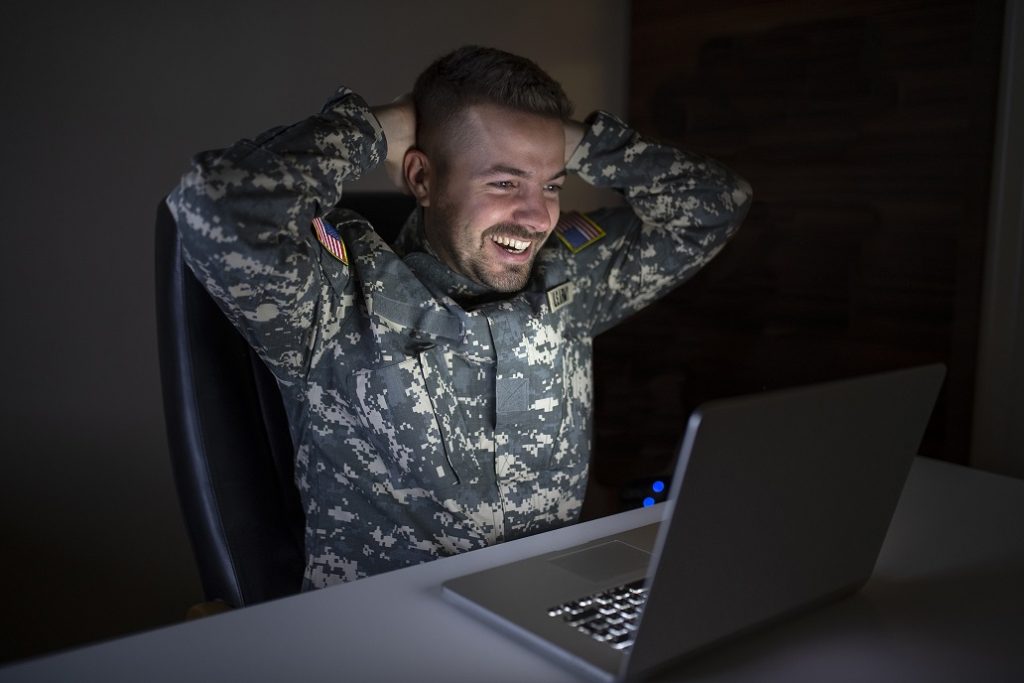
left=331, top=207, right=571, bottom=343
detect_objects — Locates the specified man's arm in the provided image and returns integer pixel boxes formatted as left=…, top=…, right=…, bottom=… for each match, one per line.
left=563, top=111, right=752, bottom=335
left=166, top=87, right=388, bottom=381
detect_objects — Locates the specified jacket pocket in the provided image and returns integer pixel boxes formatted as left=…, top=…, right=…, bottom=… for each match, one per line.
left=349, top=354, right=463, bottom=492
left=545, top=333, right=590, bottom=472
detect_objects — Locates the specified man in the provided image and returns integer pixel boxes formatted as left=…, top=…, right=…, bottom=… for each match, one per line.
left=168, top=46, right=751, bottom=590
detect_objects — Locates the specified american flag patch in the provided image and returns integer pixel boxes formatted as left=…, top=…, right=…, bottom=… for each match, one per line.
left=554, top=211, right=605, bottom=254
left=312, top=217, right=348, bottom=265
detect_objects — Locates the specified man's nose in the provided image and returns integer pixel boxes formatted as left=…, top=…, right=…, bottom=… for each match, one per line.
left=513, top=187, right=553, bottom=233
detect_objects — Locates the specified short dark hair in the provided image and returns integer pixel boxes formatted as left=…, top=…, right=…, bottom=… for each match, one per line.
left=412, top=46, right=573, bottom=161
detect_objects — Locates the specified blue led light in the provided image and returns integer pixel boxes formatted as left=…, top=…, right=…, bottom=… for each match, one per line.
left=642, top=497, right=656, bottom=507
left=652, top=480, right=665, bottom=493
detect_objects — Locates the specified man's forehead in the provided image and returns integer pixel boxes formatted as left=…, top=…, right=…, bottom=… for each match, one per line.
left=449, top=104, right=565, bottom=171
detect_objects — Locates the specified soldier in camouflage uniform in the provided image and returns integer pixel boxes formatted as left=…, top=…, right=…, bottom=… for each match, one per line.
left=167, top=47, right=751, bottom=589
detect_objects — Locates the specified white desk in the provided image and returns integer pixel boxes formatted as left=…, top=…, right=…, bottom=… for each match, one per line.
left=3, top=457, right=1023, bottom=682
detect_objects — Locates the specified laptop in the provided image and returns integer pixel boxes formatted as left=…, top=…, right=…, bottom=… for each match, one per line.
left=442, top=364, right=945, bottom=681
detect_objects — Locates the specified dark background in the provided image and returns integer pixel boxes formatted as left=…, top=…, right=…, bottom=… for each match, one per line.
left=586, top=0, right=1020, bottom=514
left=1, top=0, right=1020, bottom=667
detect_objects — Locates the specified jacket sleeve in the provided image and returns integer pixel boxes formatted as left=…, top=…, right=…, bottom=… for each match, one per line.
left=563, top=111, right=752, bottom=336
left=165, top=87, right=386, bottom=381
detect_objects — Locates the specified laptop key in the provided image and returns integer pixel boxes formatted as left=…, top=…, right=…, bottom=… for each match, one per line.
left=566, top=609, right=599, bottom=626
left=579, top=620, right=609, bottom=636
left=610, top=634, right=635, bottom=650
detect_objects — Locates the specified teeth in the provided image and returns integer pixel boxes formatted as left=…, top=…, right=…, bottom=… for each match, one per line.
left=492, top=235, right=530, bottom=252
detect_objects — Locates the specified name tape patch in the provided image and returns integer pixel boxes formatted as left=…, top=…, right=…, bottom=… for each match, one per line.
left=554, top=211, right=605, bottom=254
left=313, top=216, right=349, bottom=265
left=546, top=281, right=575, bottom=312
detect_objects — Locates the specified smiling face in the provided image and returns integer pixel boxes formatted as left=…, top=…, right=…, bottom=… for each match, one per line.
left=410, top=104, right=566, bottom=292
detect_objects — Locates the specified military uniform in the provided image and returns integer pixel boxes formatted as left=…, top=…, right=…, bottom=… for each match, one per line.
left=167, top=87, right=751, bottom=589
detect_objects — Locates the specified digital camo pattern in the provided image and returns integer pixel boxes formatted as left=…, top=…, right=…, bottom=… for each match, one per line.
left=167, top=87, right=752, bottom=589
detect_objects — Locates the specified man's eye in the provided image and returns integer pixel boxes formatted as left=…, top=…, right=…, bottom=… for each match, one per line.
left=490, top=181, right=515, bottom=190
left=544, top=184, right=564, bottom=194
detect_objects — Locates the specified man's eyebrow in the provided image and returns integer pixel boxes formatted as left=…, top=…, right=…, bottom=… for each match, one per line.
left=478, top=165, right=568, bottom=181
left=479, top=164, right=531, bottom=178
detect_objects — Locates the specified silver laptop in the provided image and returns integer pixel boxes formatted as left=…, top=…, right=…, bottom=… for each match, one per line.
left=442, top=364, right=945, bottom=681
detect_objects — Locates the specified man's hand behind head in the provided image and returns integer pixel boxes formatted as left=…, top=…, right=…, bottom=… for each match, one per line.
left=564, top=119, right=585, bottom=165
left=372, top=98, right=417, bottom=194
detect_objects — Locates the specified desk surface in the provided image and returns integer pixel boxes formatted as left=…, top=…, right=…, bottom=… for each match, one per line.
left=3, top=457, right=1023, bottom=682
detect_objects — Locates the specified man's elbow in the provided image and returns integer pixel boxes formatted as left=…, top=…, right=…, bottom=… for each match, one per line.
left=733, top=175, right=753, bottom=211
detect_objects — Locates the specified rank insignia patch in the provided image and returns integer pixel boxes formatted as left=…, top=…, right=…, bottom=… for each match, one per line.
left=313, top=216, right=349, bottom=265
left=554, top=211, right=606, bottom=253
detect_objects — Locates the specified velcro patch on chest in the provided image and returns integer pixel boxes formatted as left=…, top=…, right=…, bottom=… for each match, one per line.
left=312, top=216, right=349, bottom=265
left=554, top=211, right=605, bottom=254
left=496, top=377, right=529, bottom=414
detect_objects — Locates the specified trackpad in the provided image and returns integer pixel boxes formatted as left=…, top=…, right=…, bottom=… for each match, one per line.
left=549, top=541, right=651, bottom=583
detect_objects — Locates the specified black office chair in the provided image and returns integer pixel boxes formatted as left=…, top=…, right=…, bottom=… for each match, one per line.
left=155, top=192, right=416, bottom=610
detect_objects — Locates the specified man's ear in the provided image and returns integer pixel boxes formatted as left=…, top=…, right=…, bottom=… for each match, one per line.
left=403, top=149, right=433, bottom=207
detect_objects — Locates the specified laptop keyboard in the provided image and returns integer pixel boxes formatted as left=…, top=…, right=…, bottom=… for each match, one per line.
left=546, top=580, right=648, bottom=650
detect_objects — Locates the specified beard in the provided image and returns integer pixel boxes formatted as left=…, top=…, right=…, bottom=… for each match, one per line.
left=427, top=202, right=546, bottom=293
left=474, top=222, right=540, bottom=292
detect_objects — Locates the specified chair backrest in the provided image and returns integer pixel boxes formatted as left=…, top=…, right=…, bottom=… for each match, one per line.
left=155, top=192, right=416, bottom=607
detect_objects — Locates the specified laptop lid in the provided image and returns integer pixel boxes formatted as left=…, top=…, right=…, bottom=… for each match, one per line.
left=622, top=363, right=945, bottom=680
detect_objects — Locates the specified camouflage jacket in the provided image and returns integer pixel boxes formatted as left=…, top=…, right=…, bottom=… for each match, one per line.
left=167, top=87, right=751, bottom=589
